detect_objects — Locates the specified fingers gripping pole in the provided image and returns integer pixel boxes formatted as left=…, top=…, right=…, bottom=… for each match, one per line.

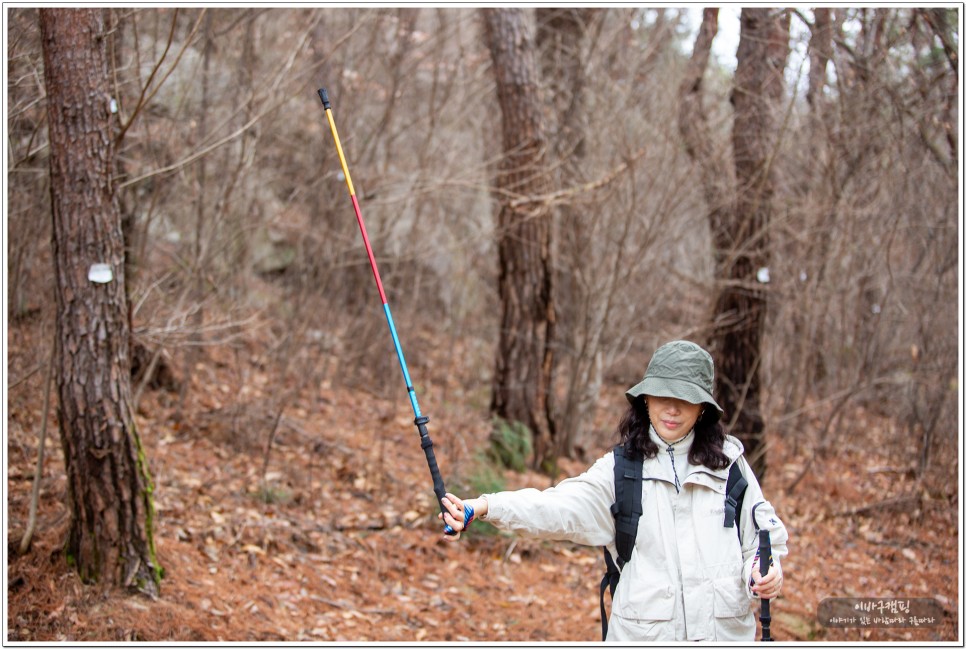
left=318, top=88, right=455, bottom=535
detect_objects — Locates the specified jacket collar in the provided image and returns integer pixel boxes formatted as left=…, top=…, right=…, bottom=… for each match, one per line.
left=648, top=425, right=694, bottom=456
left=642, top=433, right=745, bottom=487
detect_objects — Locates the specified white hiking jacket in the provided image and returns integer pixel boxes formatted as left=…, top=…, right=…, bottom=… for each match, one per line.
left=482, top=432, right=789, bottom=642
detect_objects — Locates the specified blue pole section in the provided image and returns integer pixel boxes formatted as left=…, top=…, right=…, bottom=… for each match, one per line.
left=382, top=302, right=422, bottom=418
left=381, top=302, right=450, bottom=534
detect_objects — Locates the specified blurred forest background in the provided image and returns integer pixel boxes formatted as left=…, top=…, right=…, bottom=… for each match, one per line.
left=4, top=6, right=962, bottom=643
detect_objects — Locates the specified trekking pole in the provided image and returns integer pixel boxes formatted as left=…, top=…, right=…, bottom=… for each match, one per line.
left=317, top=87, right=456, bottom=536
left=759, top=529, right=773, bottom=641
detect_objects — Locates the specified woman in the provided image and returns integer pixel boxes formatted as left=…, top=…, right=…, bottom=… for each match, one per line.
left=441, top=340, right=788, bottom=641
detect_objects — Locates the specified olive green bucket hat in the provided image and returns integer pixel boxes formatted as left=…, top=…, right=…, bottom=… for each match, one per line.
left=625, top=340, right=723, bottom=422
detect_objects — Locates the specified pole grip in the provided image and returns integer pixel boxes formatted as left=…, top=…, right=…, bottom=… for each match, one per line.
left=318, top=87, right=331, bottom=110
left=416, top=416, right=457, bottom=536
left=759, top=529, right=773, bottom=641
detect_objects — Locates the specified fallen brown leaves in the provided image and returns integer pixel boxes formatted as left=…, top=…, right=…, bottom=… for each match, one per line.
left=5, top=318, right=960, bottom=642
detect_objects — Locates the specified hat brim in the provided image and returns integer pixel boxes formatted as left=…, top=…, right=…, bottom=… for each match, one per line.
left=626, top=376, right=723, bottom=422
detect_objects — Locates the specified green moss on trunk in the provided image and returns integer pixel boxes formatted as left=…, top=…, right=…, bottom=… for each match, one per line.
left=132, top=419, right=164, bottom=587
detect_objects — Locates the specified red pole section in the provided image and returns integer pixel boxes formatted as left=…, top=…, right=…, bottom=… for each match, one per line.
left=350, top=193, right=388, bottom=305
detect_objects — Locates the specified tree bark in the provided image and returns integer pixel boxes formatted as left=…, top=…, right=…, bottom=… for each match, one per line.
left=713, top=8, right=790, bottom=479
left=787, top=7, right=834, bottom=415
left=536, top=7, right=600, bottom=461
left=482, top=8, right=557, bottom=472
left=40, top=7, right=162, bottom=595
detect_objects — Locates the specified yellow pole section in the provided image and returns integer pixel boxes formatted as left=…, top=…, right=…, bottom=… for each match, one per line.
left=324, top=109, right=356, bottom=197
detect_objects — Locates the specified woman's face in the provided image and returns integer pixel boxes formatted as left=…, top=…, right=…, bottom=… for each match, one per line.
left=646, top=395, right=703, bottom=442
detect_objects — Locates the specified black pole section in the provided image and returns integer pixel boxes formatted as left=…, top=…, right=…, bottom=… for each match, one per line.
left=759, top=529, right=773, bottom=641
left=416, top=416, right=448, bottom=512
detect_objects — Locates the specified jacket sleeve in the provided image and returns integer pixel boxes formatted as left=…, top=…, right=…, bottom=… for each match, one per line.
left=735, top=454, right=789, bottom=598
left=482, top=452, right=617, bottom=547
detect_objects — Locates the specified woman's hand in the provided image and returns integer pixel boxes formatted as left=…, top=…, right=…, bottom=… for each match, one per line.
left=438, top=493, right=486, bottom=542
left=751, top=562, right=783, bottom=600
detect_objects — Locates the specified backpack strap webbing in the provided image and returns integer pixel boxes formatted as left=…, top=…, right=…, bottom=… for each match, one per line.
left=724, top=461, right=748, bottom=535
left=751, top=501, right=765, bottom=532
left=599, top=548, right=620, bottom=640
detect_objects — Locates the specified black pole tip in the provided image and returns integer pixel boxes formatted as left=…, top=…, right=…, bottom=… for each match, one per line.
left=318, top=88, right=330, bottom=110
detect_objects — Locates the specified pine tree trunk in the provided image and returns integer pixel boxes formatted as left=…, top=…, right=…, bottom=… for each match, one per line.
left=40, top=7, right=162, bottom=595
left=713, top=9, right=790, bottom=479
left=482, top=8, right=557, bottom=472
left=678, top=8, right=790, bottom=479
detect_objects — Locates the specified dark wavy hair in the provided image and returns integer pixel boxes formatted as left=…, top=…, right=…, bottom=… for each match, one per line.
left=617, top=396, right=730, bottom=470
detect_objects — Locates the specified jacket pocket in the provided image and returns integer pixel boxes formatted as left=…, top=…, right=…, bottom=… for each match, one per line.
left=711, top=576, right=755, bottom=641
left=712, top=575, right=751, bottom=617
left=614, top=581, right=676, bottom=621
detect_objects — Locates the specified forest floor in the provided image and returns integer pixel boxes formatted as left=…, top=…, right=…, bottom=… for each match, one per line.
left=5, top=314, right=961, bottom=644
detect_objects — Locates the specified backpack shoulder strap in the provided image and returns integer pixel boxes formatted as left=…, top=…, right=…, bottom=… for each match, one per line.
left=611, top=444, right=644, bottom=564
left=600, top=444, right=644, bottom=641
left=724, top=461, right=749, bottom=535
